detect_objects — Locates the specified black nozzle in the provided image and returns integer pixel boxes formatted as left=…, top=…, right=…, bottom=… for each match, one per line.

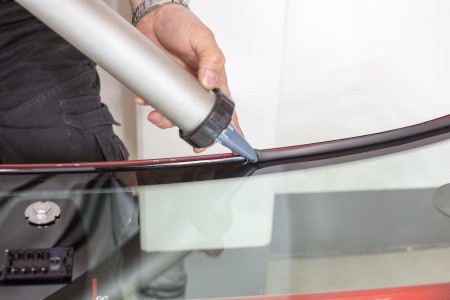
left=180, top=89, right=235, bottom=149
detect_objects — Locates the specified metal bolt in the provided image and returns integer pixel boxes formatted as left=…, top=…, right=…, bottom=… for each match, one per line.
left=25, top=201, right=61, bottom=226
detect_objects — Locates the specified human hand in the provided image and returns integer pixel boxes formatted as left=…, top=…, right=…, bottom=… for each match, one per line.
left=133, top=4, right=243, bottom=153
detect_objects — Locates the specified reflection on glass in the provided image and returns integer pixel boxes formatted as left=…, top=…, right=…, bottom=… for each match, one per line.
left=139, top=176, right=274, bottom=252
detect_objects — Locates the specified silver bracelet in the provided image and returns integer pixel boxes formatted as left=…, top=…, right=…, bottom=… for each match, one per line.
left=132, top=0, right=190, bottom=26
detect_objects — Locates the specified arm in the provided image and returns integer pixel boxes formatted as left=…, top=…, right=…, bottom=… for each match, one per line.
left=129, top=0, right=242, bottom=152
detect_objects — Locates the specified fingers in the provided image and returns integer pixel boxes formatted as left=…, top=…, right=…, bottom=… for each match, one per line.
left=193, top=144, right=210, bottom=153
left=194, top=148, right=206, bottom=153
left=135, top=97, right=175, bottom=129
left=195, top=30, right=226, bottom=91
left=202, top=249, right=224, bottom=257
left=147, top=110, right=174, bottom=129
left=134, top=96, right=149, bottom=106
left=217, top=68, right=231, bottom=97
left=193, top=112, right=242, bottom=154
left=146, top=110, right=208, bottom=154
left=231, top=111, right=244, bottom=136
left=134, top=6, right=243, bottom=155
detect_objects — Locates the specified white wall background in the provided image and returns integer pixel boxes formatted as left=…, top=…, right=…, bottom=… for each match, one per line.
left=277, top=0, right=450, bottom=146
left=101, top=0, right=450, bottom=160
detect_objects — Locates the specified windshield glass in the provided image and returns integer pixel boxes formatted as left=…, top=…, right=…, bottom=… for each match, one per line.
left=2, top=136, right=450, bottom=299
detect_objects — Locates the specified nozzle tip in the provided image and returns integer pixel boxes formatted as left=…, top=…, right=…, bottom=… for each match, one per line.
left=216, top=124, right=258, bottom=163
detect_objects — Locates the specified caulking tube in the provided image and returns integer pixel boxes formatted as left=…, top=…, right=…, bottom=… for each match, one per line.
left=15, top=0, right=258, bottom=162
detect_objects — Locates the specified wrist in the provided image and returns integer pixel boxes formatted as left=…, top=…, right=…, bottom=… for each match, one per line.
left=132, top=0, right=190, bottom=26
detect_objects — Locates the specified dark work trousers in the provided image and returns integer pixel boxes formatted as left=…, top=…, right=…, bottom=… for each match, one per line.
left=0, top=67, right=137, bottom=299
left=0, top=2, right=147, bottom=298
left=0, top=69, right=129, bottom=164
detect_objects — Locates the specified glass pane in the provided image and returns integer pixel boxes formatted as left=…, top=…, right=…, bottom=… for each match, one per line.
left=1, top=138, right=450, bottom=299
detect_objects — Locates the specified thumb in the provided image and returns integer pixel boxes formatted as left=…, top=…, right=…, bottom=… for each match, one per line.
left=195, top=33, right=225, bottom=90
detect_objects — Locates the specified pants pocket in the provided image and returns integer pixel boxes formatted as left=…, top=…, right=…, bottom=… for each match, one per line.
left=61, top=96, right=129, bottom=162
left=94, top=131, right=130, bottom=161
left=60, top=96, right=120, bottom=130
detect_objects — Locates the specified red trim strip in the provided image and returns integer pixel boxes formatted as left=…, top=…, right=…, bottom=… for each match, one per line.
left=0, top=153, right=236, bottom=169
left=215, top=282, right=450, bottom=300
left=2, top=114, right=450, bottom=171
left=91, top=278, right=97, bottom=300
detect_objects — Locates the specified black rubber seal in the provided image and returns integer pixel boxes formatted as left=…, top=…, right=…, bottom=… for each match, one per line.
left=2, top=115, right=450, bottom=176
left=179, top=89, right=235, bottom=148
